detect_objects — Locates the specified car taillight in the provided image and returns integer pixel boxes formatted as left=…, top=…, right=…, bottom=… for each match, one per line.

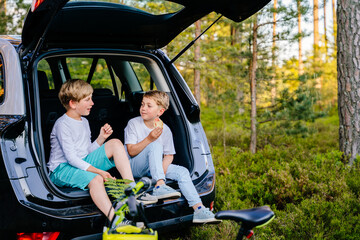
left=31, top=0, right=45, bottom=12
left=17, top=232, right=60, bottom=240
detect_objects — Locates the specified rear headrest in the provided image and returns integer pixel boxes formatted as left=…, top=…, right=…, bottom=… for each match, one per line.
left=93, top=88, right=113, bottom=96
left=38, top=71, right=49, bottom=91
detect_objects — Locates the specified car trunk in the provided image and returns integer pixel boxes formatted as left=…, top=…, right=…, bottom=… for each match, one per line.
left=33, top=50, right=193, bottom=196
left=24, top=0, right=270, bottom=197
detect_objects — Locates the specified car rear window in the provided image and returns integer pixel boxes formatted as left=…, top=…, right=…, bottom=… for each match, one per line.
left=69, top=0, right=183, bottom=14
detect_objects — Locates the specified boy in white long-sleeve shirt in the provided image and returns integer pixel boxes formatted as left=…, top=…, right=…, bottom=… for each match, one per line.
left=48, top=79, right=135, bottom=221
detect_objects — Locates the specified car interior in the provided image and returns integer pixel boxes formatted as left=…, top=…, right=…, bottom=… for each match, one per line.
left=34, top=52, right=193, bottom=195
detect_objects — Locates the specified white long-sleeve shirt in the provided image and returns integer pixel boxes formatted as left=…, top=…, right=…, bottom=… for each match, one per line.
left=47, top=114, right=100, bottom=172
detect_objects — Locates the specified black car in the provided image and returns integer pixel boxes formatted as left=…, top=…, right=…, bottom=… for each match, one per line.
left=0, top=0, right=269, bottom=239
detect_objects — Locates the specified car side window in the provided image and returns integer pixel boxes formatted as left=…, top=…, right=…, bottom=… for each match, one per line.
left=129, top=62, right=156, bottom=92
left=37, top=60, right=55, bottom=90
left=66, top=57, right=116, bottom=96
left=0, top=54, right=4, bottom=103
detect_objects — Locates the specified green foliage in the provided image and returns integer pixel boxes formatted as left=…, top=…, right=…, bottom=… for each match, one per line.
left=259, top=83, right=326, bottom=136
left=0, top=0, right=30, bottom=34
left=177, top=111, right=360, bottom=240
left=345, top=159, right=360, bottom=198
left=104, top=178, right=133, bottom=200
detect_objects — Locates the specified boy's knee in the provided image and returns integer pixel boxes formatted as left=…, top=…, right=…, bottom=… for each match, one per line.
left=107, top=138, right=124, bottom=147
left=105, top=139, right=124, bottom=155
left=88, top=175, right=104, bottom=188
left=177, top=166, right=190, bottom=176
left=168, top=165, right=190, bottom=180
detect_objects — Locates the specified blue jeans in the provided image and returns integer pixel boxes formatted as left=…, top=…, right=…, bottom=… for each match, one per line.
left=127, top=142, right=201, bottom=207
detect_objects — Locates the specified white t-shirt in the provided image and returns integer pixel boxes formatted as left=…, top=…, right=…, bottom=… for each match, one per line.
left=124, top=116, right=176, bottom=155
left=47, top=114, right=100, bottom=172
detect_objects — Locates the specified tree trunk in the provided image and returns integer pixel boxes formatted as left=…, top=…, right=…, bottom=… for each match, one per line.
left=271, top=0, right=277, bottom=105
left=237, top=23, right=245, bottom=114
left=230, top=24, right=236, bottom=45
left=324, top=0, right=328, bottom=56
left=0, top=0, right=7, bottom=34
left=250, top=15, right=258, bottom=154
left=223, top=107, right=226, bottom=155
left=194, top=20, right=201, bottom=105
left=297, top=0, right=304, bottom=75
left=332, top=0, right=337, bottom=49
left=337, top=0, right=360, bottom=165
left=314, top=0, right=320, bottom=57
left=314, top=0, right=321, bottom=88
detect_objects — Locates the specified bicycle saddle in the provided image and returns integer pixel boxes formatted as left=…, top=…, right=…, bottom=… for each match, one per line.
left=215, top=206, right=274, bottom=229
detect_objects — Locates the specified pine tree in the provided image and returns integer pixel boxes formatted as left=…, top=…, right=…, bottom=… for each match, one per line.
left=194, top=20, right=201, bottom=105
left=271, top=0, right=277, bottom=105
left=297, top=0, right=304, bottom=75
left=323, top=0, right=328, bottom=56
left=249, top=14, right=258, bottom=154
left=332, top=0, right=337, bottom=51
left=337, top=0, right=360, bottom=164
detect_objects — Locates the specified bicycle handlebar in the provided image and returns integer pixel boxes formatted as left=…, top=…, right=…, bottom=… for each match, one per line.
left=127, top=177, right=153, bottom=195
left=126, top=177, right=154, bottom=217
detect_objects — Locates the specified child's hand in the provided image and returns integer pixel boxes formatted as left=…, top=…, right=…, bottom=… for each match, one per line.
left=100, top=123, right=113, bottom=140
left=148, top=127, right=163, bottom=142
left=100, top=170, right=115, bottom=181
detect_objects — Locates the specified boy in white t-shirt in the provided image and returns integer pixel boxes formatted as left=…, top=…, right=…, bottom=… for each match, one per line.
left=124, top=90, right=220, bottom=223
left=47, top=79, right=136, bottom=221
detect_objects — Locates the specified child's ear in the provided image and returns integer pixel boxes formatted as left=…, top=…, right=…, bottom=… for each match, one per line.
left=69, top=99, right=77, bottom=109
left=158, top=108, right=165, bottom=116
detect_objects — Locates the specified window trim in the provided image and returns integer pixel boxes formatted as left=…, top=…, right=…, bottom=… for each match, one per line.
left=0, top=54, right=5, bottom=105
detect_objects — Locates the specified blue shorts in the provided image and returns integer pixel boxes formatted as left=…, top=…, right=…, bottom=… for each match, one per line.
left=50, top=144, right=115, bottom=190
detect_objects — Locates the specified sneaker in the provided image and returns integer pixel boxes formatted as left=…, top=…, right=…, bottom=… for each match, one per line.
left=113, top=217, right=144, bottom=229
left=116, top=219, right=134, bottom=227
left=136, top=192, right=158, bottom=205
left=152, top=184, right=181, bottom=200
left=193, top=207, right=222, bottom=224
left=111, top=215, right=133, bottom=229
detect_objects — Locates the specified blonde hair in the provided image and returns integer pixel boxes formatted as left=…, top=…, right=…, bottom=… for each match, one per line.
left=58, top=79, right=93, bottom=109
left=143, top=90, right=169, bottom=110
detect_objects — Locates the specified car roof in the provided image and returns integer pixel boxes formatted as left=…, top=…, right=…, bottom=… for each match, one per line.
left=21, top=0, right=270, bottom=54
left=0, top=35, right=21, bottom=47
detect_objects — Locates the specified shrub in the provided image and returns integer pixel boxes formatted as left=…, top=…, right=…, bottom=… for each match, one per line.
left=181, top=110, right=360, bottom=240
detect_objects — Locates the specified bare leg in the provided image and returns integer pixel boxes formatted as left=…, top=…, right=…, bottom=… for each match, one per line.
left=88, top=175, right=114, bottom=220
left=105, top=139, right=134, bottom=181
left=192, top=203, right=203, bottom=210
left=155, top=179, right=165, bottom=187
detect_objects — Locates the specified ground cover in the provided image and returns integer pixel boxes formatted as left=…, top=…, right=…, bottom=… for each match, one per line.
left=162, top=108, right=360, bottom=239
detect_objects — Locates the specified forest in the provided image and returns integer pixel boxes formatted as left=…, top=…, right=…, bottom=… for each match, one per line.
left=1, top=0, right=360, bottom=239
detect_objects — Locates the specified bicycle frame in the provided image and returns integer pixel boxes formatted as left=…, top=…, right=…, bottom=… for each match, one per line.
left=103, top=178, right=158, bottom=240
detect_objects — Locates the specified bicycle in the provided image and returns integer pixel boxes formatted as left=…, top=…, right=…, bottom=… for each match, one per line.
left=103, top=177, right=158, bottom=240
left=215, top=206, right=275, bottom=239
left=103, top=177, right=274, bottom=240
